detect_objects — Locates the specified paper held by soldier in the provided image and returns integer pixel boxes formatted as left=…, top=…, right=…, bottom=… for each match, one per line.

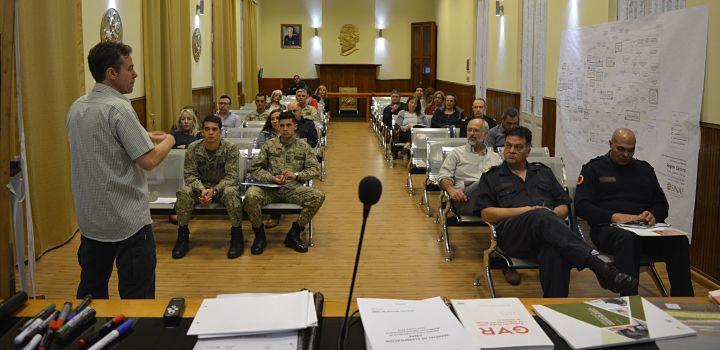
left=242, top=182, right=283, bottom=188
left=613, top=223, right=689, bottom=237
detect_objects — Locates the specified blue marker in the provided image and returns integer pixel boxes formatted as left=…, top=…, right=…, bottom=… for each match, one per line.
left=87, top=318, right=135, bottom=350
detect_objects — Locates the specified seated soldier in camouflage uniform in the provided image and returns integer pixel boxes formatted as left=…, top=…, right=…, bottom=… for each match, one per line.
left=246, top=93, right=270, bottom=121
left=173, top=115, right=244, bottom=259
left=243, top=111, right=325, bottom=254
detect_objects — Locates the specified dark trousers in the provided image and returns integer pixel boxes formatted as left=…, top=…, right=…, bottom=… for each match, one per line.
left=76, top=224, right=156, bottom=299
left=590, top=225, right=694, bottom=296
left=497, top=209, right=594, bottom=297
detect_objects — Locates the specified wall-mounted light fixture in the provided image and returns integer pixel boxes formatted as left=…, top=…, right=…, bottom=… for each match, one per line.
left=196, top=0, right=204, bottom=15
left=314, top=28, right=319, bottom=37
left=378, top=29, right=383, bottom=38
left=495, top=0, right=504, bottom=17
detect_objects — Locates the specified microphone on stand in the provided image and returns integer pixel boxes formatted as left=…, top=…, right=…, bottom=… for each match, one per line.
left=339, top=176, right=382, bottom=350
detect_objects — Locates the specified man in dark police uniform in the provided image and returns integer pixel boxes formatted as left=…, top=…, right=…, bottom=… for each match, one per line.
left=475, top=126, right=637, bottom=297
left=575, top=128, right=693, bottom=296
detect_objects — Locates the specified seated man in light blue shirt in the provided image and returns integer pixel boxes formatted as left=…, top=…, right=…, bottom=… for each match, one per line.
left=215, top=94, right=241, bottom=128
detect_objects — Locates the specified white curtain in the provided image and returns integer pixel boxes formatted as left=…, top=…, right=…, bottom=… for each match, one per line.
left=618, top=0, right=645, bottom=20
left=475, top=0, right=489, bottom=99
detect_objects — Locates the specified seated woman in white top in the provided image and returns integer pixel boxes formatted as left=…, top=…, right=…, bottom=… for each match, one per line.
left=394, top=96, right=425, bottom=143
left=266, top=89, right=286, bottom=112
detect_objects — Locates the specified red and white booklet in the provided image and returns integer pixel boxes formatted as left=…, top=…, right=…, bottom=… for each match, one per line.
left=451, top=297, right=553, bottom=350
left=710, top=290, right=720, bottom=305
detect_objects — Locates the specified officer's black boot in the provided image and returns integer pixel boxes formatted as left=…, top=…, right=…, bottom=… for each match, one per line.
left=283, top=222, right=308, bottom=253
left=227, top=226, right=244, bottom=259
left=172, top=226, right=190, bottom=259
left=251, top=226, right=267, bottom=255
left=588, top=257, right=638, bottom=295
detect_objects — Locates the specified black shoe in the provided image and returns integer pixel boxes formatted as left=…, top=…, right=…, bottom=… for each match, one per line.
left=594, top=264, right=638, bottom=295
left=502, top=268, right=521, bottom=285
left=172, top=226, right=190, bottom=259
left=251, top=226, right=267, bottom=255
left=283, top=222, right=308, bottom=253
left=227, top=227, right=244, bottom=259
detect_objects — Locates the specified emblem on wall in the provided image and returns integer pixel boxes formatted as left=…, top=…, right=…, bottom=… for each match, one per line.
left=192, top=28, right=202, bottom=62
left=100, top=8, right=123, bottom=43
left=338, top=24, right=359, bottom=56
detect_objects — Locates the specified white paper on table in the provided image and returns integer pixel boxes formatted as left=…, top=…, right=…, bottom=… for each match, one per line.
left=151, top=197, right=177, bottom=204
left=358, top=296, right=477, bottom=350
left=192, top=331, right=298, bottom=350
left=188, top=291, right=316, bottom=338
left=216, top=291, right=318, bottom=328
left=451, top=297, right=553, bottom=350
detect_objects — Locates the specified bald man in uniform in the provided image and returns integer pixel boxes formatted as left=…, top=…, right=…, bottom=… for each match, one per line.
left=575, top=128, right=693, bottom=296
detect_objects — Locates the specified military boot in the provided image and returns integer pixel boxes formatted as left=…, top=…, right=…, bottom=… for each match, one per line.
left=283, top=222, right=308, bottom=253
left=251, top=226, right=267, bottom=255
left=227, top=226, right=244, bottom=259
left=588, top=257, right=638, bottom=295
left=172, top=226, right=190, bottom=259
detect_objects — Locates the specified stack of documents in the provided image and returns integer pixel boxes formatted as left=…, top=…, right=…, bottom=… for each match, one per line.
left=533, top=296, right=695, bottom=349
left=188, top=291, right=317, bottom=349
left=358, top=297, right=476, bottom=350
left=611, top=223, right=688, bottom=237
left=451, top=298, right=553, bottom=350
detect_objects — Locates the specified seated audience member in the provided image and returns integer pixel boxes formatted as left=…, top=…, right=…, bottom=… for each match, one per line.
left=173, top=115, right=243, bottom=259
left=247, top=93, right=270, bottom=121
left=575, top=128, right=693, bottom=296
left=424, top=90, right=444, bottom=115
left=394, top=96, right=425, bottom=143
left=171, top=106, right=201, bottom=149
left=215, top=94, right=242, bottom=128
left=431, top=93, right=464, bottom=134
left=267, top=89, right=286, bottom=112
left=437, top=118, right=520, bottom=285
left=485, top=107, right=519, bottom=150
left=286, top=74, right=308, bottom=95
left=414, top=87, right=426, bottom=110
left=382, top=90, right=407, bottom=128
left=313, top=84, right=330, bottom=115
left=287, top=101, right=319, bottom=147
left=476, top=126, right=637, bottom=297
left=243, top=112, right=325, bottom=254
left=256, top=109, right=281, bottom=148
left=296, top=89, right=319, bottom=121
left=470, top=98, right=497, bottom=130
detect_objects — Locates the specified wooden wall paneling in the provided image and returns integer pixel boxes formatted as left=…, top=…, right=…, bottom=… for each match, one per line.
left=1, top=0, right=16, bottom=298
left=436, top=80, right=476, bottom=117
left=316, top=64, right=380, bottom=118
left=485, top=88, right=521, bottom=122
left=541, top=97, right=556, bottom=156
left=258, top=78, right=283, bottom=96
left=130, top=97, right=146, bottom=129
left=192, top=86, right=215, bottom=121
left=237, top=81, right=244, bottom=106
left=691, top=123, right=720, bottom=283
left=376, top=79, right=412, bottom=93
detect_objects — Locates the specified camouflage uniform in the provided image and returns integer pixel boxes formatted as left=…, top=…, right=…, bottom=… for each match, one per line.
left=246, top=109, right=270, bottom=121
left=301, top=104, right=319, bottom=121
left=243, top=136, right=324, bottom=228
left=175, top=139, right=242, bottom=226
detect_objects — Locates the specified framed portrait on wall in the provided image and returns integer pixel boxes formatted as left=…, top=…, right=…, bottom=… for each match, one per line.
left=281, top=24, right=302, bottom=48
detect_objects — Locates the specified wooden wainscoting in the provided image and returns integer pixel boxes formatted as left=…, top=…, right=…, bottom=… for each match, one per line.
left=542, top=101, right=720, bottom=285
left=541, top=97, right=557, bottom=156
left=691, top=122, right=720, bottom=284
left=130, top=97, right=147, bottom=128
left=237, top=81, right=244, bottom=106
left=258, top=78, right=320, bottom=96
left=486, top=88, right=521, bottom=122
left=436, top=80, right=476, bottom=116
left=376, top=79, right=413, bottom=93
left=192, top=86, right=215, bottom=120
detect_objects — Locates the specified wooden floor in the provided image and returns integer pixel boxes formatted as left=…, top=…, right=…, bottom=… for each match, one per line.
left=26, top=121, right=708, bottom=300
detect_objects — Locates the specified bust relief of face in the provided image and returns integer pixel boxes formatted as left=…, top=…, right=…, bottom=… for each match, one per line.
left=338, top=24, right=359, bottom=56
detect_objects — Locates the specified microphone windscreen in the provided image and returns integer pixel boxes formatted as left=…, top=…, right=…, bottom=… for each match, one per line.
left=358, top=176, right=382, bottom=206
left=0, top=291, right=28, bottom=320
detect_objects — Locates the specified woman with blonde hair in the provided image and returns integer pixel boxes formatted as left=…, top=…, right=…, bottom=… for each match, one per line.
left=424, top=90, right=444, bottom=115
left=266, top=89, right=286, bottom=112
left=171, top=106, right=201, bottom=149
